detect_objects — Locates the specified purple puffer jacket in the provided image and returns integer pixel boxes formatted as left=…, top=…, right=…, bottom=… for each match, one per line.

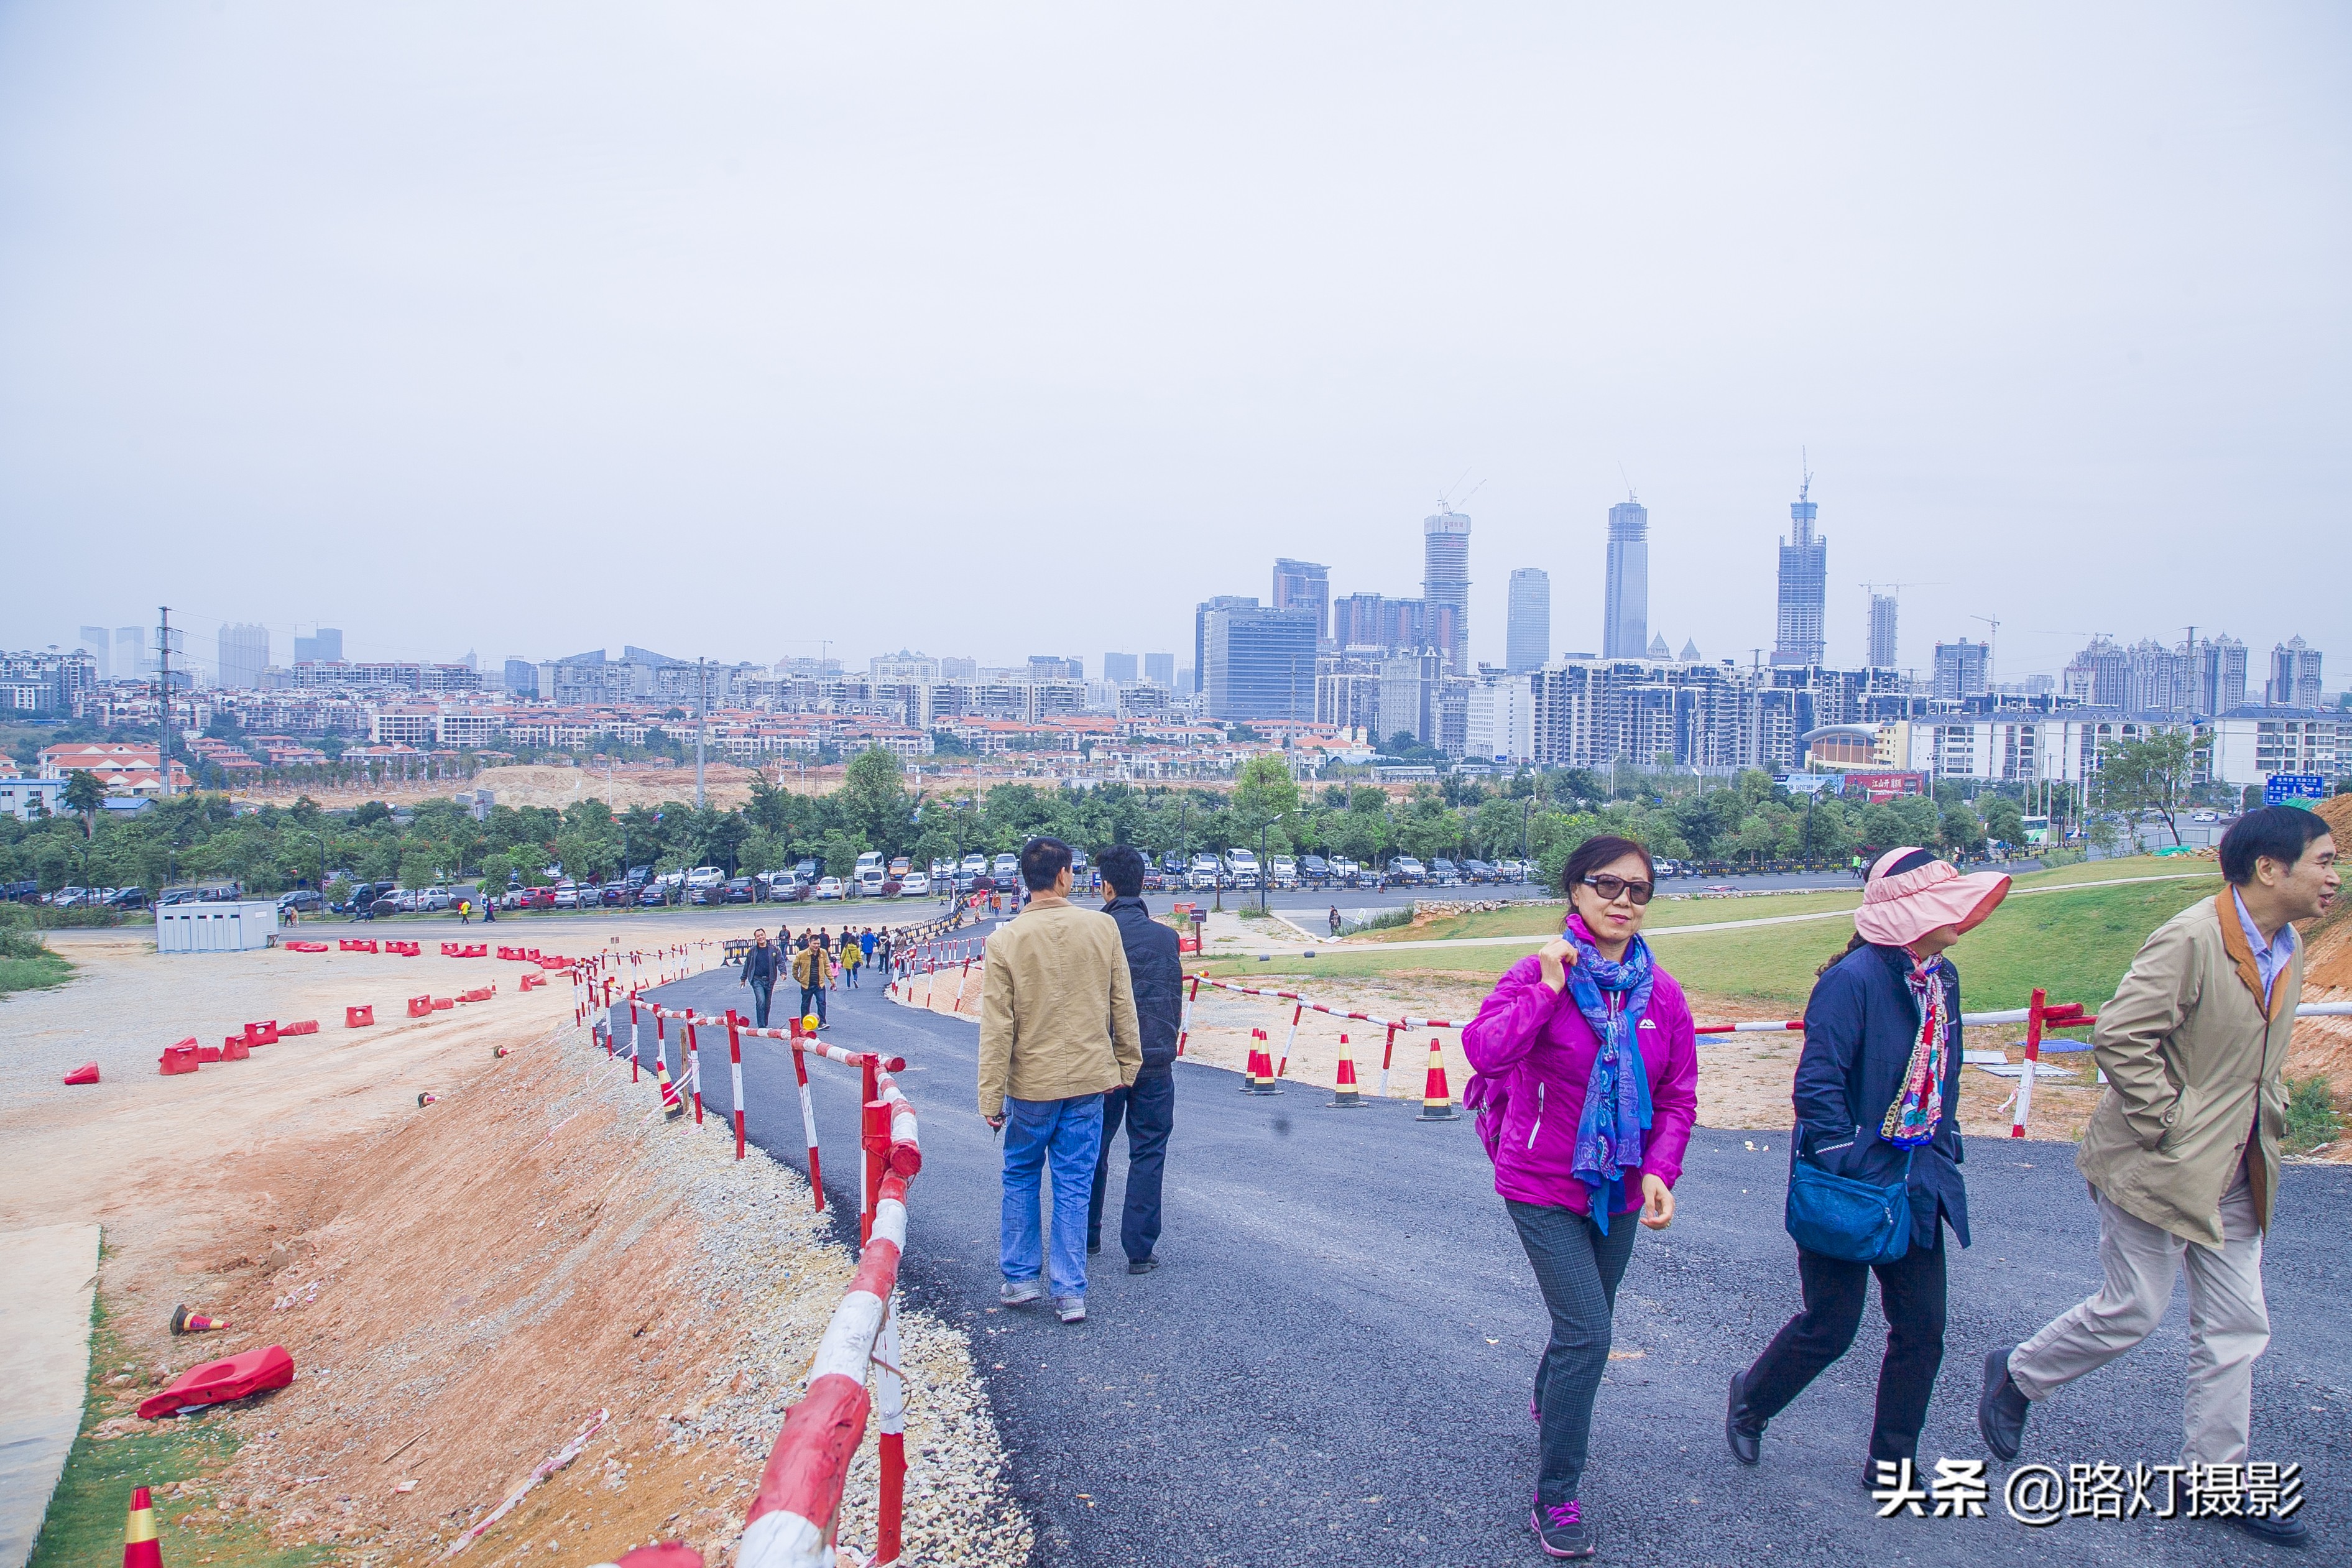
left=1460, top=952, right=1702, bottom=1215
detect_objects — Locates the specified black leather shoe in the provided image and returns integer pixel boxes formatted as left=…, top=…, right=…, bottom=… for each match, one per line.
left=1725, top=1370, right=1764, bottom=1465
left=2233, top=1512, right=2311, bottom=1549
left=1127, top=1255, right=1159, bottom=1275
left=1977, top=1348, right=2029, bottom=1461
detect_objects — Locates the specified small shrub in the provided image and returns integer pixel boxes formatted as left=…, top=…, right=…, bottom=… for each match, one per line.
left=1338, top=905, right=1417, bottom=937
left=0, top=925, right=47, bottom=962
left=2038, top=848, right=2086, bottom=869
left=2283, top=1075, right=2342, bottom=1155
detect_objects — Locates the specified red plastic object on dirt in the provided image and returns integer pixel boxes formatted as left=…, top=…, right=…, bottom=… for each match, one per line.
left=220, top=1036, right=250, bottom=1062
left=519, top=973, right=544, bottom=991
left=407, top=995, right=433, bottom=1018
left=284, top=1019, right=319, bottom=1036
left=346, top=1005, right=374, bottom=1028
left=244, top=1020, right=279, bottom=1046
left=136, top=1344, right=294, bottom=1419
left=609, top=1546, right=704, bottom=1568
left=431, top=996, right=453, bottom=1010
left=63, top=1062, right=99, bottom=1086
left=159, top=1039, right=200, bottom=1075
left=195, top=1043, right=223, bottom=1064
left=285, top=939, right=329, bottom=952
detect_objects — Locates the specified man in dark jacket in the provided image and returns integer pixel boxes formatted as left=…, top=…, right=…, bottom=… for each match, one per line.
left=738, top=928, right=786, bottom=1028
left=1088, top=844, right=1183, bottom=1272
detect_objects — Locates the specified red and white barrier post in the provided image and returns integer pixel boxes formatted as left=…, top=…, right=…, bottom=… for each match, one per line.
left=685, top=1008, right=704, bottom=1125
left=1378, top=1022, right=1399, bottom=1099
left=2011, top=987, right=2045, bottom=1140
left=1276, top=1002, right=1303, bottom=1079
left=727, top=1010, right=748, bottom=1160
left=792, top=1040, right=825, bottom=1212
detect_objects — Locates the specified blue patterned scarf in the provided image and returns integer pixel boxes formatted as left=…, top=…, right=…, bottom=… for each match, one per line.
left=1564, top=913, right=1656, bottom=1232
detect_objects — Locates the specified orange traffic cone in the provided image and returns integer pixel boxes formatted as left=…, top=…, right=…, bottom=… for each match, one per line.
left=1416, top=1038, right=1458, bottom=1120
left=417, top=1091, right=439, bottom=1107
left=169, top=1304, right=228, bottom=1335
left=654, top=1058, right=685, bottom=1120
left=1327, top=1034, right=1367, bottom=1108
left=1252, top=1027, right=1283, bottom=1095
left=124, top=1484, right=162, bottom=1568
left=1238, top=1029, right=1261, bottom=1092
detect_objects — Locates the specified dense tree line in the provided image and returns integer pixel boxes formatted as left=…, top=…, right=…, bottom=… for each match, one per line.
left=2, top=747, right=2041, bottom=901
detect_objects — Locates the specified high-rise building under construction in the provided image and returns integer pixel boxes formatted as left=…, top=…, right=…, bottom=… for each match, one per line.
left=1422, top=504, right=1470, bottom=670
left=1866, top=593, right=1899, bottom=668
left=1773, top=477, right=1827, bottom=666
left=1602, top=497, right=1649, bottom=659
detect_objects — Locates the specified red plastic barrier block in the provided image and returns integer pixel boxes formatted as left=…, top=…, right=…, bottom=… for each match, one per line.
left=196, top=1044, right=224, bottom=1064
left=221, top=1036, right=251, bottom=1062
left=283, top=1019, right=319, bottom=1036
left=407, top=995, right=433, bottom=1018
left=345, top=1005, right=375, bottom=1028
left=137, top=1344, right=295, bottom=1420
left=431, top=997, right=453, bottom=1010
left=519, top=973, right=544, bottom=991
left=63, top=1061, right=99, bottom=1086
left=244, top=1020, right=280, bottom=1046
left=160, top=1041, right=200, bottom=1074
left=286, top=941, right=329, bottom=952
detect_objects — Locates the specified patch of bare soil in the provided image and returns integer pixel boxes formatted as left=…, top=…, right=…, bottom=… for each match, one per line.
left=4, top=944, right=1028, bottom=1566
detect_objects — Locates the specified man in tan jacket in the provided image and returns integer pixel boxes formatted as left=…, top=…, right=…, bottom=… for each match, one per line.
left=979, top=836, right=1142, bottom=1324
left=1979, top=806, right=2336, bottom=1549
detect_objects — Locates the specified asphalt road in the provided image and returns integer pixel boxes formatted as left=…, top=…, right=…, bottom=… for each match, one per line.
left=620, top=959, right=2347, bottom=1567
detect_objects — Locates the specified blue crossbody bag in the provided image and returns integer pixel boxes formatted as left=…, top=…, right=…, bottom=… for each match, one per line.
left=1784, top=1132, right=1914, bottom=1265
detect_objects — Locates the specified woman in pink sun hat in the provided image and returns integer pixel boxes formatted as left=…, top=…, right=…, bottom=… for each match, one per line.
left=1723, top=846, right=2009, bottom=1489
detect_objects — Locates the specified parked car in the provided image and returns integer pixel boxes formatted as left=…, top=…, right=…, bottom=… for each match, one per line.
left=551, top=881, right=583, bottom=909
left=888, top=856, right=911, bottom=879
left=1431, top=858, right=1461, bottom=885
left=1299, top=854, right=1329, bottom=885
left=277, top=889, right=323, bottom=913
left=855, top=868, right=888, bottom=898
left=959, top=854, right=987, bottom=880
left=899, top=870, right=931, bottom=897
left=1392, top=856, right=1427, bottom=883
left=814, top=877, right=844, bottom=900
left=1270, top=855, right=1299, bottom=889
left=1188, top=853, right=1220, bottom=890
left=637, top=883, right=668, bottom=906
left=991, top=853, right=1020, bottom=885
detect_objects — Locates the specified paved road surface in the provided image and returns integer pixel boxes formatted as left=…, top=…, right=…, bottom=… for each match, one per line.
left=622, top=959, right=2347, bottom=1566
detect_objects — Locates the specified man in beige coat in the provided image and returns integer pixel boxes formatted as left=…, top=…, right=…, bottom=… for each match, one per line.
left=1979, top=806, right=2336, bottom=1549
left=979, top=836, right=1142, bottom=1324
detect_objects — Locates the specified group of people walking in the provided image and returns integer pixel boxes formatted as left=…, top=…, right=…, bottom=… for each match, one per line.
left=736, top=923, right=897, bottom=1028
left=1462, top=806, right=2333, bottom=1557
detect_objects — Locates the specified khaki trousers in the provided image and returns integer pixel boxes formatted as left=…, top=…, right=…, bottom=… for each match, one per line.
left=2007, top=1175, right=2269, bottom=1466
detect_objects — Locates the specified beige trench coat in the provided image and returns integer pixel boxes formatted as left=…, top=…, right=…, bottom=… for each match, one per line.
left=2076, top=892, right=2302, bottom=1247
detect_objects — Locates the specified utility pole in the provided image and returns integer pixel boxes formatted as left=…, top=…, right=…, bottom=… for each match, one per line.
left=156, top=607, right=175, bottom=797
left=694, top=656, right=708, bottom=810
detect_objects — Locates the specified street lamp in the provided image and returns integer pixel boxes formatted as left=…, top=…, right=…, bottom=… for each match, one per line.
left=1257, top=812, right=1286, bottom=913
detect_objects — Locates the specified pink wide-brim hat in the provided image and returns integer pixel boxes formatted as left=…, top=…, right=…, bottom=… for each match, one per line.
left=1853, top=846, right=2012, bottom=949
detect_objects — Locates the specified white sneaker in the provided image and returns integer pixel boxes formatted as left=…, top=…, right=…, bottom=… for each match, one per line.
left=1053, top=1296, right=1086, bottom=1324
left=1000, top=1280, right=1043, bottom=1306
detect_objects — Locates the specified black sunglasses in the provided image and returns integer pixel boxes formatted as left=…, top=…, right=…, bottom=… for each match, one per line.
left=1581, top=874, right=1655, bottom=906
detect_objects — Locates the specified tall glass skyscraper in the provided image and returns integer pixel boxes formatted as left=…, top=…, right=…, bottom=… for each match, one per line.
left=1602, top=498, right=1649, bottom=659
left=1506, top=568, right=1551, bottom=673
left=217, top=623, right=272, bottom=688
left=1421, top=505, right=1471, bottom=670
left=1773, top=480, right=1827, bottom=666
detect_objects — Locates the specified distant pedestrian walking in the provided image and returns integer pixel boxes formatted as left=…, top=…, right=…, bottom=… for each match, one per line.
left=1977, top=808, right=2335, bottom=1552
left=791, top=933, right=831, bottom=1027
left=840, top=933, right=864, bottom=989
left=1087, top=847, right=1181, bottom=1274
left=1327, top=904, right=1342, bottom=938
left=1461, top=836, right=1698, bottom=1561
left=980, top=837, right=1141, bottom=1326
left=739, top=928, right=785, bottom=1028
left=1728, top=847, right=2009, bottom=1492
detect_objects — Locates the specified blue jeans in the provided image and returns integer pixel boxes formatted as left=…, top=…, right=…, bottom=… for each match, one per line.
left=748, top=980, right=773, bottom=1029
left=1000, top=1094, right=1105, bottom=1299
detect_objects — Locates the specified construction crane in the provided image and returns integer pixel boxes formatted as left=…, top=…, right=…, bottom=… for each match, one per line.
left=1971, top=614, right=2001, bottom=691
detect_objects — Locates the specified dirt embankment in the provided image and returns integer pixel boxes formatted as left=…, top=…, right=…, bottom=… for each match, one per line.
left=5, top=943, right=1028, bottom=1567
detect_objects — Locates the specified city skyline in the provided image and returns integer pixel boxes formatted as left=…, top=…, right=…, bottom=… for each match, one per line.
left=4, top=7, right=2342, bottom=688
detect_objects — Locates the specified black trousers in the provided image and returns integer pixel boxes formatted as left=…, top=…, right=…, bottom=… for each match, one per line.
left=1508, top=1199, right=1639, bottom=1506
left=798, top=984, right=827, bottom=1025
left=1087, top=1071, right=1176, bottom=1261
left=1740, top=1229, right=1948, bottom=1465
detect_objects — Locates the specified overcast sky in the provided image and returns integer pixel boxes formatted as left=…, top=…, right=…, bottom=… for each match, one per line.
left=3, top=2, right=2346, bottom=689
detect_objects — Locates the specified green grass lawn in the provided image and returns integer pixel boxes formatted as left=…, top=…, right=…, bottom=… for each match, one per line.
left=0, top=944, right=73, bottom=999
left=1348, top=856, right=2202, bottom=946
left=30, top=1294, right=326, bottom=1568
left=1204, top=867, right=2222, bottom=1017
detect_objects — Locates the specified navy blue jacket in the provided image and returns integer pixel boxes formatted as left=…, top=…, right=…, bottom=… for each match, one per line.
left=1104, top=896, right=1183, bottom=1074
left=1792, top=941, right=1970, bottom=1251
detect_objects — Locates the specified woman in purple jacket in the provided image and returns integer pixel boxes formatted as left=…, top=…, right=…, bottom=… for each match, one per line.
left=1463, top=835, right=1700, bottom=1559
